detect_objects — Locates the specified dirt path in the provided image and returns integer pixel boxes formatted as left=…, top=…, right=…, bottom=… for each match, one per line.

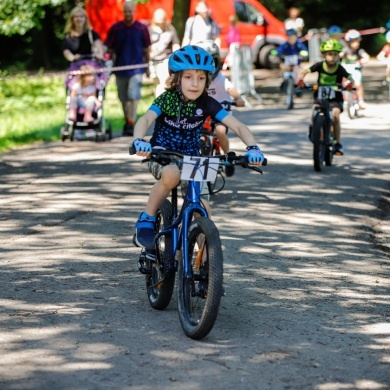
left=0, top=61, right=389, bottom=390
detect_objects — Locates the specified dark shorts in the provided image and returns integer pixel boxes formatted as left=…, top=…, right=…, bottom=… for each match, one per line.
left=313, top=100, right=344, bottom=113
left=115, top=73, right=143, bottom=102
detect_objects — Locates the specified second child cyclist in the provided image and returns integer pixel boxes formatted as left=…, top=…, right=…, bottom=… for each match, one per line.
left=298, top=38, right=353, bottom=156
left=196, top=39, right=245, bottom=177
left=131, top=45, right=265, bottom=249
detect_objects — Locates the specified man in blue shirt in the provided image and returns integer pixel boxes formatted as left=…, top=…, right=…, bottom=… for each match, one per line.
left=105, top=0, right=151, bottom=136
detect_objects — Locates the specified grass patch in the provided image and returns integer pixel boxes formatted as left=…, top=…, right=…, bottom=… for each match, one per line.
left=0, top=72, right=155, bottom=153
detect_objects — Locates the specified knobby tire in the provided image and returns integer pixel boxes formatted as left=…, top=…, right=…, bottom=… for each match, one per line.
left=177, top=217, right=223, bottom=340
left=312, top=114, right=325, bottom=172
left=146, top=199, right=175, bottom=310
left=324, top=128, right=333, bottom=167
left=286, top=77, right=294, bottom=110
left=346, top=91, right=357, bottom=119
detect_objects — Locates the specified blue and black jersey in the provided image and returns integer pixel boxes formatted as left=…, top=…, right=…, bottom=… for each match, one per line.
left=149, top=90, right=229, bottom=155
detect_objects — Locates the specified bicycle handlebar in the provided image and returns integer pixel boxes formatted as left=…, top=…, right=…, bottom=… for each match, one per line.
left=129, top=147, right=267, bottom=172
left=299, top=83, right=356, bottom=92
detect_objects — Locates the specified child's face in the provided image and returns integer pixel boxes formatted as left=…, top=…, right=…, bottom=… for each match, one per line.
left=287, top=34, right=298, bottom=45
left=323, top=51, right=340, bottom=66
left=180, top=70, right=207, bottom=101
left=84, top=74, right=95, bottom=85
left=348, top=39, right=361, bottom=50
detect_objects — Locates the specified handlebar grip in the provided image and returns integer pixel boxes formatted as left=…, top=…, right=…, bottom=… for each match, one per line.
left=129, top=144, right=136, bottom=155
left=262, top=158, right=268, bottom=166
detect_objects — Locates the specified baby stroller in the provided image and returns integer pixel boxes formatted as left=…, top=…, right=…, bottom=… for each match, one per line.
left=61, top=57, right=112, bottom=142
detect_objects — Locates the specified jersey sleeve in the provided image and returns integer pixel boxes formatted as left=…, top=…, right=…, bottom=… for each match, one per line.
left=207, top=96, right=229, bottom=122
left=308, top=62, right=322, bottom=73
left=223, top=77, right=234, bottom=92
left=340, top=65, right=352, bottom=80
left=298, top=41, right=308, bottom=52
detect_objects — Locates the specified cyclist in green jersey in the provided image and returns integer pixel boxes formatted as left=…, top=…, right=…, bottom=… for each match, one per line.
left=298, top=39, right=353, bottom=156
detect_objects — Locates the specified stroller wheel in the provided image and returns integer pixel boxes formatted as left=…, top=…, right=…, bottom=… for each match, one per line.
left=107, top=123, right=113, bottom=141
left=61, top=127, right=67, bottom=142
left=61, top=124, right=71, bottom=142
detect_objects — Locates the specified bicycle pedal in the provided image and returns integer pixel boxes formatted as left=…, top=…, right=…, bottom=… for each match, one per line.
left=137, top=260, right=151, bottom=274
left=137, top=250, right=156, bottom=274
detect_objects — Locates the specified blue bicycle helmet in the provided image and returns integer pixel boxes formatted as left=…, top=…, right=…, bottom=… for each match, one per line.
left=328, top=25, right=342, bottom=35
left=286, top=28, right=298, bottom=36
left=168, top=45, right=215, bottom=74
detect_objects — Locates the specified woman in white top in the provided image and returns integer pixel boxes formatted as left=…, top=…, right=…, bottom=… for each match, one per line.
left=182, top=1, right=220, bottom=46
left=284, top=7, right=304, bottom=38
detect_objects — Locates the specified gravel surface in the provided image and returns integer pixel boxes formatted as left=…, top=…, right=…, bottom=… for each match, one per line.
left=1, top=61, right=389, bottom=390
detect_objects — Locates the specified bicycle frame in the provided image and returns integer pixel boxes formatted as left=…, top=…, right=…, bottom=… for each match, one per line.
left=313, top=100, right=332, bottom=141
left=155, top=180, right=208, bottom=277
left=131, top=148, right=266, bottom=339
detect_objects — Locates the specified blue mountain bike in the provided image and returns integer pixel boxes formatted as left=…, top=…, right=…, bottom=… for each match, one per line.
left=130, top=148, right=266, bottom=339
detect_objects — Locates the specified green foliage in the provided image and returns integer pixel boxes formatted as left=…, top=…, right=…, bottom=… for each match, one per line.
left=0, top=73, right=155, bottom=153
left=0, top=0, right=66, bottom=36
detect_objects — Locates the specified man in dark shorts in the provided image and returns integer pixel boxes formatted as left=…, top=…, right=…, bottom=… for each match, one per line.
left=105, top=0, right=151, bottom=136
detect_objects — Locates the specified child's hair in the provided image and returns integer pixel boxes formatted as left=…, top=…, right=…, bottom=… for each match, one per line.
left=165, top=70, right=211, bottom=93
left=78, top=65, right=96, bottom=87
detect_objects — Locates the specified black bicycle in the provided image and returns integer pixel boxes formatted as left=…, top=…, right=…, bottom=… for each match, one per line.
left=130, top=147, right=266, bottom=339
left=303, top=84, right=354, bottom=172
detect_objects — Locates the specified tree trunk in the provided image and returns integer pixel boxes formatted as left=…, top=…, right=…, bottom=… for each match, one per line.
left=172, top=0, right=191, bottom=43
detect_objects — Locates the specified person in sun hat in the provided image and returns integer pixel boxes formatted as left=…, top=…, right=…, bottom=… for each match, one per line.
left=182, top=1, right=220, bottom=46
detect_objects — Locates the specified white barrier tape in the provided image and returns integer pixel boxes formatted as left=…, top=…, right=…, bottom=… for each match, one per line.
left=68, top=62, right=148, bottom=76
left=0, top=62, right=149, bottom=80
left=302, top=26, right=387, bottom=41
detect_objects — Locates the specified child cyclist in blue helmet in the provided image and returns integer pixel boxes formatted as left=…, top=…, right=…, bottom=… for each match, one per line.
left=272, top=29, right=308, bottom=93
left=131, top=45, right=265, bottom=249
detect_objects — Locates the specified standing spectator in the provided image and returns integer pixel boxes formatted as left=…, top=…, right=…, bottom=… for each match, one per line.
left=376, top=31, right=390, bottom=85
left=63, top=5, right=104, bottom=63
left=284, top=7, right=304, bottom=38
left=149, top=8, right=180, bottom=97
left=340, top=29, right=370, bottom=109
left=226, top=15, right=240, bottom=47
left=222, top=14, right=241, bottom=70
left=182, top=1, right=221, bottom=46
left=105, top=0, right=151, bottom=136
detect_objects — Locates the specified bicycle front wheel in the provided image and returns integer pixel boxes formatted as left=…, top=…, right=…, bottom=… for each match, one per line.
left=286, top=77, right=294, bottom=110
left=146, top=199, right=175, bottom=310
left=177, top=217, right=223, bottom=340
left=345, top=91, right=357, bottom=119
left=312, top=114, right=325, bottom=172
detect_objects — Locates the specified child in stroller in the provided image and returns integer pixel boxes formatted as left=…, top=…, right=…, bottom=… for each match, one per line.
left=68, top=64, right=101, bottom=122
left=61, top=58, right=112, bottom=141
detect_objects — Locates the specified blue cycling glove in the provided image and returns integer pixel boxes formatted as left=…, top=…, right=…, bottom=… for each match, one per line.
left=133, top=138, right=152, bottom=153
left=245, top=145, right=264, bottom=163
